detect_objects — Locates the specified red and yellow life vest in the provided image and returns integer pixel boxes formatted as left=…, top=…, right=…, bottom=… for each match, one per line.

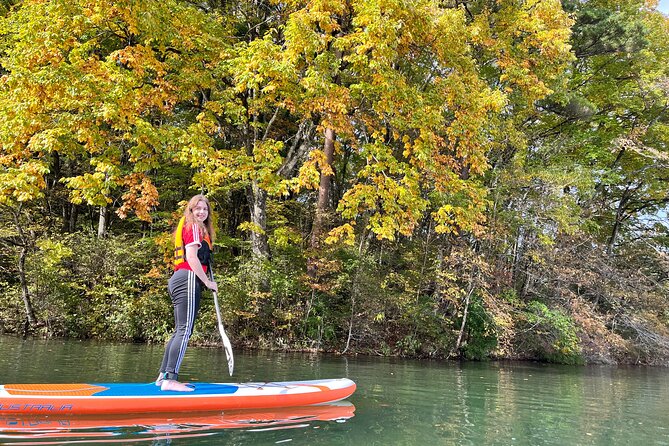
left=173, top=217, right=212, bottom=268
left=173, top=217, right=187, bottom=267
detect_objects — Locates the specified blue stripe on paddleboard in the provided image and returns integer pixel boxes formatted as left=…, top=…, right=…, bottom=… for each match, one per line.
left=93, top=383, right=238, bottom=397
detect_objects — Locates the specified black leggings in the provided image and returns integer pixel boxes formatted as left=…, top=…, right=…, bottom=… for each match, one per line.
left=159, top=269, right=201, bottom=381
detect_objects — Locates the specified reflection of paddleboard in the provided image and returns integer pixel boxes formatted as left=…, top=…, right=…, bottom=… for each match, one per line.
left=0, top=402, right=356, bottom=439
left=0, top=378, right=356, bottom=415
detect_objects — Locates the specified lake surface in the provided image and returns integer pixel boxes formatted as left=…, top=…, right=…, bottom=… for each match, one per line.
left=0, top=335, right=668, bottom=445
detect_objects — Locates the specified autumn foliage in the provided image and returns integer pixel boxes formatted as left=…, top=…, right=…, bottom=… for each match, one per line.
left=0, top=0, right=668, bottom=365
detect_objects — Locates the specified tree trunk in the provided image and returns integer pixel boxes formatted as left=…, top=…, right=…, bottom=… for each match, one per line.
left=50, top=151, right=61, bottom=188
left=62, top=203, right=70, bottom=232
left=11, top=205, right=38, bottom=326
left=246, top=181, right=269, bottom=259
left=18, top=245, right=37, bottom=325
left=606, top=212, right=622, bottom=256
left=606, top=187, right=631, bottom=256
left=246, top=180, right=270, bottom=291
left=308, top=127, right=336, bottom=278
left=97, top=206, right=107, bottom=238
left=63, top=202, right=79, bottom=232
left=452, top=290, right=471, bottom=356
left=69, top=203, right=79, bottom=232
left=433, top=242, right=444, bottom=301
left=451, top=267, right=477, bottom=358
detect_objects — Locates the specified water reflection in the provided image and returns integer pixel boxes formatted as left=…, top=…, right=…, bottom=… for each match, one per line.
left=0, top=402, right=355, bottom=444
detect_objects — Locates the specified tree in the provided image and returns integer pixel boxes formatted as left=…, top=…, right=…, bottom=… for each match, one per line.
left=0, top=0, right=230, bottom=324
left=476, top=0, right=669, bottom=362
left=525, top=0, right=669, bottom=254
left=0, top=202, right=40, bottom=329
left=0, top=0, right=228, bottom=234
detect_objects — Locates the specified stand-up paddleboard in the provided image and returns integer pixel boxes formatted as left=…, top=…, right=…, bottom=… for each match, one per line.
left=0, top=378, right=356, bottom=415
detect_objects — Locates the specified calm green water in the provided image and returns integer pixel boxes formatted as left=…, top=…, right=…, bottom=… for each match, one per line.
left=0, top=336, right=668, bottom=445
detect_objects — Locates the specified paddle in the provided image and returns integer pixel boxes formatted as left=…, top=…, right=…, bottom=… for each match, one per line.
left=208, top=265, right=234, bottom=376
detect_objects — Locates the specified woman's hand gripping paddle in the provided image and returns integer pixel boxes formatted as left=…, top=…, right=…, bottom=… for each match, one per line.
left=209, top=266, right=234, bottom=376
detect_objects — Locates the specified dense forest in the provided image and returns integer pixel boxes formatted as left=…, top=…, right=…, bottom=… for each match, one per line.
left=0, top=0, right=668, bottom=366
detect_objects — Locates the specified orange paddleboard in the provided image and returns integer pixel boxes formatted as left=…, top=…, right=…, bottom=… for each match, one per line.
left=0, top=378, right=356, bottom=415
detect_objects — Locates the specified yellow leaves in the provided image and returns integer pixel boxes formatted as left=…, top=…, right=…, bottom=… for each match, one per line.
left=283, top=0, right=345, bottom=61
left=432, top=183, right=489, bottom=237
left=481, top=0, right=573, bottom=104
left=234, top=36, right=293, bottom=94
left=325, top=222, right=356, bottom=245
left=310, top=148, right=336, bottom=177
left=301, top=83, right=351, bottom=125
left=26, top=128, right=70, bottom=155
left=238, top=221, right=267, bottom=235
left=196, top=110, right=222, bottom=137
left=188, top=136, right=296, bottom=197
left=61, top=172, right=112, bottom=207
left=336, top=142, right=429, bottom=241
left=173, top=124, right=215, bottom=168
left=253, top=139, right=284, bottom=167
left=36, top=239, right=73, bottom=269
left=431, top=5, right=470, bottom=59
left=433, top=205, right=459, bottom=235
left=270, top=226, right=303, bottom=250
left=204, top=101, right=224, bottom=116
left=0, top=160, right=49, bottom=205
left=127, top=120, right=163, bottom=171
left=58, top=155, right=121, bottom=207
left=290, top=150, right=327, bottom=192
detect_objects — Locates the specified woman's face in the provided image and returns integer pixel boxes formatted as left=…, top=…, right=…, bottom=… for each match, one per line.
left=192, top=200, right=209, bottom=223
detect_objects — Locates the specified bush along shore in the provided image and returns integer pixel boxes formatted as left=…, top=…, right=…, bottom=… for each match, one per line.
left=1, top=232, right=667, bottom=366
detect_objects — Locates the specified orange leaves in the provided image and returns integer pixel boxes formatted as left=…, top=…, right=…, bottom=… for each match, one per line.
left=302, top=85, right=351, bottom=130
left=106, top=44, right=180, bottom=120
left=111, top=45, right=167, bottom=79
left=116, top=173, right=159, bottom=222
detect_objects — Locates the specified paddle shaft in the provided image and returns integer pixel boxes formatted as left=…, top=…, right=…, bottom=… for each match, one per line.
left=208, top=264, right=234, bottom=376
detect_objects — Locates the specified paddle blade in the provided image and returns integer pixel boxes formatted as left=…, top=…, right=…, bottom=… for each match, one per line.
left=221, top=329, right=234, bottom=376
left=212, top=290, right=234, bottom=376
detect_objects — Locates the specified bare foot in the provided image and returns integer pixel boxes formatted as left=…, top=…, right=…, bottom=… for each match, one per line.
left=155, top=373, right=164, bottom=386
left=160, top=379, right=194, bottom=392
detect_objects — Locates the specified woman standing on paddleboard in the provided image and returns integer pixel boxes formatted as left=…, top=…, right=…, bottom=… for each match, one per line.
left=157, top=194, right=218, bottom=392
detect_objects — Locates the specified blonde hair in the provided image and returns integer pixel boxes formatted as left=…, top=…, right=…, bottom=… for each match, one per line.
left=181, top=194, right=216, bottom=243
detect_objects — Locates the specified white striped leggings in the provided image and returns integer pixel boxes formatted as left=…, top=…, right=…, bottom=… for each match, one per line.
left=159, top=269, right=202, bottom=381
